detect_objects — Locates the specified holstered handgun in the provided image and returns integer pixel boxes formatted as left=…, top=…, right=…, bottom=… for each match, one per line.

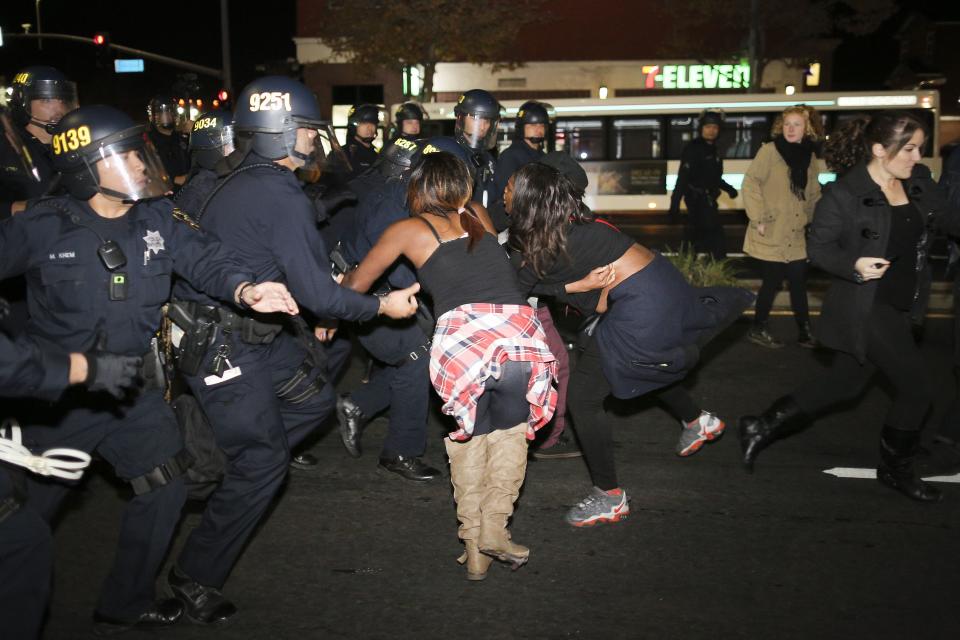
left=168, top=301, right=215, bottom=376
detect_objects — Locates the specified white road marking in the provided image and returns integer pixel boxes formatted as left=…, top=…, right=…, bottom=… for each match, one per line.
left=823, top=467, right=960, bottom=483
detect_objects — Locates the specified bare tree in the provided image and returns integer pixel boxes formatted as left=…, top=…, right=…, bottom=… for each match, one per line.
left=310, top=0, right=548, bottom=101
left=660, top=0, right=897, bottom=85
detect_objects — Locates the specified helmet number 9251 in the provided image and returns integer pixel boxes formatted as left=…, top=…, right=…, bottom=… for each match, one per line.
left=249, top=92, right=292, bottom=112
left=51, top=126, right=92, bottom=155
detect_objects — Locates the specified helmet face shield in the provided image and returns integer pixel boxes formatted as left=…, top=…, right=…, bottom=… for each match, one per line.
left=152, top=104, right=178, bottom=130
left=455, top=112, right=500, bottom=151
left=88, top=139, right=171, bottom=201
left=289, top=120, right=352, bottom=173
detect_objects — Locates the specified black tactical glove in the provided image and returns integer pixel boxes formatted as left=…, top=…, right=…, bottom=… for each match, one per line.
left=84, top=334, right=143, bottom=398
left=724, top=186, right=738, bottom=199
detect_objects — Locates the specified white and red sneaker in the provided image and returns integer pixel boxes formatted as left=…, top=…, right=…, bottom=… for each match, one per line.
left=564, top=487, right=629, bottom=527
left=676, top=411, right=726, bottom=457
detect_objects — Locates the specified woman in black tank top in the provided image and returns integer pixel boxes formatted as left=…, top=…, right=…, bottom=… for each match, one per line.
left=342, top=152, right=558, bottom=580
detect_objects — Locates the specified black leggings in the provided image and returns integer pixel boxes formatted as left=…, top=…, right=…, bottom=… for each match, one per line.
left=754, top=258, right=809, bottom=325
left=567, top=335, right=700, bottom=491
left=793, top=303, right=933, bottom=431
left=472, top=360, right=534, bottom=437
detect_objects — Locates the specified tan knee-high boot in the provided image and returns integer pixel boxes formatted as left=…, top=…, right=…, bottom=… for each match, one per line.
left=478, top=423, right=530, bottom=568
left=445, top=436, right=493, bottom=581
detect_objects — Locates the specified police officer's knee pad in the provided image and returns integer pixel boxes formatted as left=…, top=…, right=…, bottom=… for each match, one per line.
left=128, top=449, right=193, bottom=496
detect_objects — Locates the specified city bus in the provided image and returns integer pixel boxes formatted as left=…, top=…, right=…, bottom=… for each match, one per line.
left=397, top=90, right=941, bottom=214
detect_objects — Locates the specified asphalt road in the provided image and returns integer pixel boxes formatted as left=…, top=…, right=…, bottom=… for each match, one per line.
left=38, top=316, right=960, bottom=640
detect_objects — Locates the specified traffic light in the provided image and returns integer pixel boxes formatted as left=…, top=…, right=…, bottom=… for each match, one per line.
left=93, top=31, right=111, bottom=68
left=216, top=89, right=231, bottom=109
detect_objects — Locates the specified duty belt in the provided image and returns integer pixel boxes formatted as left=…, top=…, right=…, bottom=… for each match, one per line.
left=170, top=300, right=283, bottom=345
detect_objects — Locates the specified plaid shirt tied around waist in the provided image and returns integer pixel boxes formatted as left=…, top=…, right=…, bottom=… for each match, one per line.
left=430, top=303, right=558, bottom=442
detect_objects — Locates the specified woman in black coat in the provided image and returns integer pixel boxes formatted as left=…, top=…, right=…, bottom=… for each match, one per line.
left=738, top=111, right=960, bottom=502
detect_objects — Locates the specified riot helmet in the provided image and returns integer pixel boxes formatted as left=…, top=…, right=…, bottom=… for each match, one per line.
left=347, top=103, right=383, bottom=145
left=514, top=100, right=553, bottom=146
left=189, top=110, right=235, bottom=170
left=453, top=89, right=501, bottom=152
left=233, top=76, right=345, bottom=169
left=391, top=102, right=426, bottom=140
left=9, top=66, right=79, bottom=133
left=50, top=105, right=171, bottom=201
left=375, top=137, right=421, bottom=179
left=699, top=109, right=724, bottom=141
left=147, top=96, right=182, bottom=132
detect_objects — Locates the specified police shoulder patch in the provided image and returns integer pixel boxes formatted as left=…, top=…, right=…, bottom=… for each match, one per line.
left=171, top=207, right=200, bottom=230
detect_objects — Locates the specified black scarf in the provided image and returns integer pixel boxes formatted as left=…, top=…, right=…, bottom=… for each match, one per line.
left=773, top=135, right=814, bottom=200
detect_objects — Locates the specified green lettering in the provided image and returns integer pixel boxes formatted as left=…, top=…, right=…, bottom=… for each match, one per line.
left=662, top=65, right=677, bottom=89
left=718, top=65, right=732, bottom=89
left=689, top=65, right=703, bottom=89
left=677, top=65, right=689, bottom=89
left=703, top=65, right=719, bottom=89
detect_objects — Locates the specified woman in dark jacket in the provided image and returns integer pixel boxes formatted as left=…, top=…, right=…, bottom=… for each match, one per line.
left=738, top=111, right=960, bottom=502
left=508, top=162, right=754, bottom=527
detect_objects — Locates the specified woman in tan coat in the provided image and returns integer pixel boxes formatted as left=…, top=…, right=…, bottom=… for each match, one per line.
left=742, top=106, right=822, bottom=348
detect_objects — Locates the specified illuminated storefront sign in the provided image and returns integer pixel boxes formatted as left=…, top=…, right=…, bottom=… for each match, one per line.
left=640, top=64, right=751, bottom=90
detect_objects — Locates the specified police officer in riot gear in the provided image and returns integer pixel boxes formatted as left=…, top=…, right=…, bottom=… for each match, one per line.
left=0, top=65, right=78, bottom=218
left=0, top=104, right=298, bottom=633
left=389, top=101, right=426, bottom=142
left=0, top=334, right=142, bottom=639
left=488, top=100, right=552, bottom=231
left=343, top=103, right=383, bottom=181
left=146, top=95, right=191, bottom=186
left=334, top=138, right=441, bottom=481
left=0, top=66, right=79, bottom=337
left=669, top=110, right=739, bottom=259
left=167, top=76, right=418, bottom=623
left=452, top=88, right=501, bottom=209
left=173, top=110, right=235, bottom=215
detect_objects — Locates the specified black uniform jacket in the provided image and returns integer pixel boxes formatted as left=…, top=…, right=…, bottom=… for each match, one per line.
left=174, top=152, right=379, bottom=321
left=809, top=162, right=960, bottom=362
left=0, top=196, right=250, bottom=356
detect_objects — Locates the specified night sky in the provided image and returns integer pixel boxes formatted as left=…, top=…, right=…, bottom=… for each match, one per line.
left=1, top=0, right=958, bottom=120
left=0, top=0, right=296, bottom=117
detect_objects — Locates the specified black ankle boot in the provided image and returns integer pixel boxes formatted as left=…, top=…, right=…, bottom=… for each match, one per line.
left=738, top=396, right=808, bottom=472
left=877, top=426, right=942, bottom=503
left=797, top=322, right=818, bottom=349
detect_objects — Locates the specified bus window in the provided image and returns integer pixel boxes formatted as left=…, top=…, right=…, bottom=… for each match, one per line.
left=610, top=118, right=662, bottom=160
left=667, top=116, right=697, bottom=159
left=496, top=121, right=516, bottom=155
left=555, top=118, right=605, bottom=160
left=717, top=115, right=769, bottom=159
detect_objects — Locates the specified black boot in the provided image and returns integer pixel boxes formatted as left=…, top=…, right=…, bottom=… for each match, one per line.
left=877, top=426, right=942, bottom=503
left=738, top=396, right=808, bottom=472
left=336, top=394, right=367, bottom=458
left=797, top=321, right=819, bottom=349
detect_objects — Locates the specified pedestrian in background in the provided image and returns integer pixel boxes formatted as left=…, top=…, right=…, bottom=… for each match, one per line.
left=742, top=106, right=822, bottom=349
left=739, top=112, right=960, bottom=503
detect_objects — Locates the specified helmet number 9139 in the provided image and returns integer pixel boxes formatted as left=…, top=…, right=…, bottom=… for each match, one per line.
left=249, top=92, right=292, bottom=112
left=52, top=126, right=92, bottom=155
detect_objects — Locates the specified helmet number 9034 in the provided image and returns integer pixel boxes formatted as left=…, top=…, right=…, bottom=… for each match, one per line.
left=249, top=92, right=292, bottom=112
left=52, top=126, right=92, bottom=155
